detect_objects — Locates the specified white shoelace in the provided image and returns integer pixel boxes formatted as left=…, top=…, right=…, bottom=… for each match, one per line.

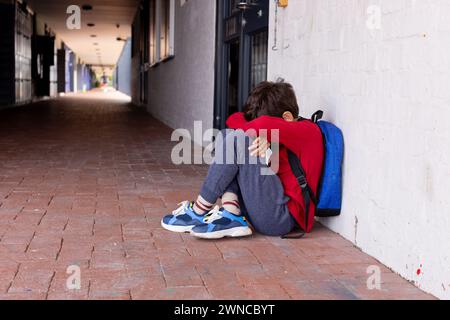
left=172, top=202, right=223, bottom=224
left=203, top=206, right=222, bottom=223
left=171, top=201, right=191, bottom=216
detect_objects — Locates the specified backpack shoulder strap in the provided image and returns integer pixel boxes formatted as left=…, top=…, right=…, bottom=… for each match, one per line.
left=286, top=149, right=317, bottom=236
left=282, top=114, right=322, bottom=239
left=311, top=110, right=324, bottom=123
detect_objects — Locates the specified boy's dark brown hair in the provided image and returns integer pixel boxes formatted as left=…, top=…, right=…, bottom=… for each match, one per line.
left=243, top=80, right=299, bottom=121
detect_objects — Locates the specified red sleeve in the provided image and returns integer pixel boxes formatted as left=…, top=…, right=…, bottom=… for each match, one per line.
left=226, top=113, right=317, bottom=152
left=233, top=115, right=305, bottom=152
left=226, top=112, right=248, bottom=130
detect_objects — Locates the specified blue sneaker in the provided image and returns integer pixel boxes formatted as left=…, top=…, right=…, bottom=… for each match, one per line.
left=190, top=207, right=253, bottom=239
left=161, top=201, right=207, bottom=233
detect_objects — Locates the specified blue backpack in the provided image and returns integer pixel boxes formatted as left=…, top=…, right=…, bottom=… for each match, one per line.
left=287, top=110, right=344, bottom=233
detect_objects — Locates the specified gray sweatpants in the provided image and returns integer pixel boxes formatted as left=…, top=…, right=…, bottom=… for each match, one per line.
left=199, top=130, right=296, bottom=237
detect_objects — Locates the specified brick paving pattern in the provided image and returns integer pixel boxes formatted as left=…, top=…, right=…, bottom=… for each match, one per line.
left=0, top=91, right=434, bottom=300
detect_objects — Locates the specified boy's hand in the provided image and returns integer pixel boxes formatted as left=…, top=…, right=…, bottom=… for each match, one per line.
left=249, top=137, right=271, bottom=158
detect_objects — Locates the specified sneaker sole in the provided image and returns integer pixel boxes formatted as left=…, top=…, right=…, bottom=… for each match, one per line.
left=191, top=226, right=253, bottom=240
left=161, top=220, right=195, bottom=233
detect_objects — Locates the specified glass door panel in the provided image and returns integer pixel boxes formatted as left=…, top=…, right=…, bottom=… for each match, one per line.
left=250, top=30, right=268, bottom=89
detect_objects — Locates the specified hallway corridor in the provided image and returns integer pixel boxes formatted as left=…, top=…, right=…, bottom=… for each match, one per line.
left=0, top=92, right=433, bottom=300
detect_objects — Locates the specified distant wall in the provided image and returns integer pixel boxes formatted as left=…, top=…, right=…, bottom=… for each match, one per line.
left=114, top=38, right=132, bottom=97
left=130, top=0, right=217, bottom=140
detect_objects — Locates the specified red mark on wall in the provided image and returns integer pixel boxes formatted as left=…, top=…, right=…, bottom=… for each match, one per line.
left=416, top=264, right=423, bottom=276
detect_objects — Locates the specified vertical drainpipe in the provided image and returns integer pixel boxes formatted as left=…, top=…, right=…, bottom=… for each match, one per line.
left=73, top=56, right=78, bottom=93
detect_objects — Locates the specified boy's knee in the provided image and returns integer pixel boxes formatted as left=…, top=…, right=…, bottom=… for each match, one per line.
left=214, top=129, right=253, bottom=165
left=231, top=129, right=247, bottom=139
left=220, top=128, right=247, bottom=140
left=228, top=129, right=251, bottom=147
left=216, top=129, right=248, bottom=146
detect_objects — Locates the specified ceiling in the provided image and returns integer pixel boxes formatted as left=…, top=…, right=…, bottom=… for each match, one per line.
left=27, top=0, right=140, bottom=66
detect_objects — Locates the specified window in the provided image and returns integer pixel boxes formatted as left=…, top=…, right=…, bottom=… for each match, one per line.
left=159, top=0, right=170, bottom=59
left=149, top=0, right=175, bottom=66
left=15, top=2, right=33, bottom=103
left=149, top=0, right=156, bottom=64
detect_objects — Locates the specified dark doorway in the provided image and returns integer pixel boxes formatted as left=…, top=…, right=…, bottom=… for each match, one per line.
left=57, top=49, right=66, bottom=93
left=32, top=35, right=55, bottom=97
left=139, top=0, right=149, bottom=105
left=214, top=0, right=269, bottom=129
left=227, top=40, right=240, bottom=117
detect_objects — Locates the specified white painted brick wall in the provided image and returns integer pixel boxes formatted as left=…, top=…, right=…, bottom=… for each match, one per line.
left=268, top=0, right=450, bottom=299
left=147, top=0, right=216, bottom=142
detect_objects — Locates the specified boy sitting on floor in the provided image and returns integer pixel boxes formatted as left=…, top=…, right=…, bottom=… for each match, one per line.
left=161, top=81, right=324, bottom=239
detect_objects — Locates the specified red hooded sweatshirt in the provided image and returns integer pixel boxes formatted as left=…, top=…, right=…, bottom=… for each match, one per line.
left=226, top=112, right=324, bottom=233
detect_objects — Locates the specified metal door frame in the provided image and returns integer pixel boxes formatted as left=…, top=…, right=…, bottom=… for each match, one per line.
left=213, top=0, right=269, bottom=130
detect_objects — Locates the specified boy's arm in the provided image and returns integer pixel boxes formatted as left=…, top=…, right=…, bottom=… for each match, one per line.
left=236, top=115, right=306, bottom=152
left=227, top=113, right=273, bottom=162
left=226, top=112, right=316, bottom=152
left=226, top=112, right=249, bottom=130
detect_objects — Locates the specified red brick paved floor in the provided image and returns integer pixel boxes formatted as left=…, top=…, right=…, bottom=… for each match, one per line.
left=0, top=90, right=435, bottom=300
